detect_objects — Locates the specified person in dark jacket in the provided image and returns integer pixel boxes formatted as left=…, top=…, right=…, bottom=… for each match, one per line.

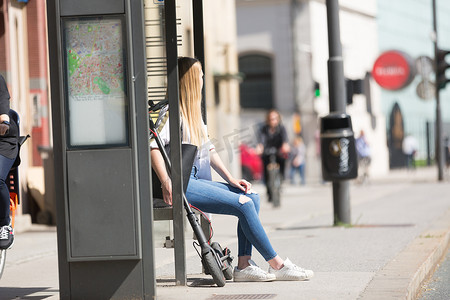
left=256, top=109, right=290, bottom=202
left=0, top=75, right=19, bottom=250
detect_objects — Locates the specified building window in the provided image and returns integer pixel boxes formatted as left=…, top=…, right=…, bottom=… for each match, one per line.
left=239, top=54, right=273, bottom=109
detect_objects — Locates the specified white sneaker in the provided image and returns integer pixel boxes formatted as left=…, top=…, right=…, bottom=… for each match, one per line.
left=233, top=259, right=276, bottom=282
left=268, top=258, right=314, bottom=281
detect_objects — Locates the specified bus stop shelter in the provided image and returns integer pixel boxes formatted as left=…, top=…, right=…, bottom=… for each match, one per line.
left=47, top=0, right=207, bottom=298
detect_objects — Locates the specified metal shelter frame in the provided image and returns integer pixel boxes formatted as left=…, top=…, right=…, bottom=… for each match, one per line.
left=163, top=0, right=206, bottom=286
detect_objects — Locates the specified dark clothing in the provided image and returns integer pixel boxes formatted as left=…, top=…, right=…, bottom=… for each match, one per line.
left=257, top=124, right=288, bottom=152
left=257, top=124, right=288, bottom=201
left=0, top=76, right=18, bottom=160
left=0, top=155, right=15, bottom=226
left=0, top=75, right=10, bottom=115
left=0, top=111, right=19, bottom=160
left=0, top=75, right=19, bottom=226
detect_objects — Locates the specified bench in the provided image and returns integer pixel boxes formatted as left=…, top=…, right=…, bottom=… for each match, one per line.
left=152, top=197, right=210, bottom=247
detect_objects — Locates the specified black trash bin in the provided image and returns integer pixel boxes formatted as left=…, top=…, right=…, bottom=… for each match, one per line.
left=320, top=113, right=358, bottom=181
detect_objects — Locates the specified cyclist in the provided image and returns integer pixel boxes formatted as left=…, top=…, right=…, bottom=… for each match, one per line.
left=255, top=109, right=290, bottom=202
left=0, top=75, right=18, bottom=250
left=151, top=57, right=313, bottom=282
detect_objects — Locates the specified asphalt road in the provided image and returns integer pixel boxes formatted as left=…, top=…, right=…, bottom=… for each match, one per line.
left=418, top=247, right=450, bottom=300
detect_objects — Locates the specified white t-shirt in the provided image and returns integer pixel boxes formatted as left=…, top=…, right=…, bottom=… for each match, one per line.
left=150, top=117, right=214, bottom=180
left=402, top=135, right=418, bottom=155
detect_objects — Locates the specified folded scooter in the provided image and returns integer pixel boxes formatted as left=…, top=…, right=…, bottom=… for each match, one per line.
left=148, top=99, right=233, bottom=286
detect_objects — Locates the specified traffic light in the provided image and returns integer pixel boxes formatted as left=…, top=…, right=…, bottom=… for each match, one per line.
left=345, top=78, right=363, bottom=105
left=314, top=81, right=320, bottom=97
left=436, top=48, right=450, bottom=90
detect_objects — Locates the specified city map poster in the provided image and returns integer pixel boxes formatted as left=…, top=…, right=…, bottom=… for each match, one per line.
left=63, top=17, right=128, bottom=147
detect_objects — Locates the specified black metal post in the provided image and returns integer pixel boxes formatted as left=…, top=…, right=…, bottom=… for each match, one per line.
left=432, top=0, right=445, bottom=181
left=326, top=0, right=351, bottom=225
left=426, top=121, right=431, bottom=166
left=192, top=0, right=207, bottom=123
left=165, top=0, right=186, bottom=285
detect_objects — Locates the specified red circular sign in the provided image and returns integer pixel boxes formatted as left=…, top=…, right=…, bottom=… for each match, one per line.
left=372, top=50, right=414, bottom=90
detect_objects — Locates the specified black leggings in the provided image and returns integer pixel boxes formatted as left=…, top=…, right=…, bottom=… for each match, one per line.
left=0, top=154, right=14, bottom=226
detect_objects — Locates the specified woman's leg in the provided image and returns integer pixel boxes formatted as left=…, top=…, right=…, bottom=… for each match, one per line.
left=186, top=178, right=277, bottom=262
left=193, top=180, right=260, bottom=261
left=0, top=155, right=15, bottom=226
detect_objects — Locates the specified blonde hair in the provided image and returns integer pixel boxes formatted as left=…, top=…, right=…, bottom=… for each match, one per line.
left=178, top=57, right=207, bottom=147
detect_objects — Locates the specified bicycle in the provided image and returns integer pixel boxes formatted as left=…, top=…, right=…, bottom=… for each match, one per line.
left=0, top=110, right=29, bottom=280
left=265, top=147, right=282, bottom=208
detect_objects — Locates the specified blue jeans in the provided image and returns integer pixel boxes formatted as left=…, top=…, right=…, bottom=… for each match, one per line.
left=289, top=163, right=305, bottom=185
left=186, top=167, right=277, bottom=261
left=0, top=154, right=15, bottom=226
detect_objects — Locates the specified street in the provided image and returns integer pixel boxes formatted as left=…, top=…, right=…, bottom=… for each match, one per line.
left=0, top=167, right=449, bottom=299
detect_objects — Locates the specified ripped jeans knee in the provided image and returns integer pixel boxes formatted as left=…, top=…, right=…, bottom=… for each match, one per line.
left=239, top=195, right=252, bottom=204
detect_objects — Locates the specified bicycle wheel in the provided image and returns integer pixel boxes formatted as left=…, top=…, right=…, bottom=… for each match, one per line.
left=202, top=250, right=226, bottom=287
left=269, top=167, right=281, bottom=207
left=0, top=249, right=6, bottom=279
left=211, top=242, right=233, bottom=280
left=272, top=169, right=281, bottom=207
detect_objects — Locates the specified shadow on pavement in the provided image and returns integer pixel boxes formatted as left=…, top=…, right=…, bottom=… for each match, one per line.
left=156, top=277, right=221, bottom=288
left=277, top=223, right=415, bottom=231
left=0, top=287, right=58, bottom=300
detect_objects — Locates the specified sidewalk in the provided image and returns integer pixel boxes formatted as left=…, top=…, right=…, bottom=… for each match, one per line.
left=1, top=167, right=449, bottom=299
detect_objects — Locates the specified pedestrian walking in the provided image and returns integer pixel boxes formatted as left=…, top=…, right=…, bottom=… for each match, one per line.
left=355, top=130, right=371, bottom=183
left=402, top=133, right=418, bottom=170
left=289, top=136, right=306, bottom=185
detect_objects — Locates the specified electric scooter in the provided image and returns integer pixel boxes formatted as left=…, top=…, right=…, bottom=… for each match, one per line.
left=148, top=99, right=233, bottom=286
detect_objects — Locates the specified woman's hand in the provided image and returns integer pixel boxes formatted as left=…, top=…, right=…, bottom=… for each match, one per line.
left=161, top=177, right=173, bottom=205
left=229, top=177, right=253, bottom=194
left=151, top=148, right=173, bottom=205
left=0, top=123, right=9, bottom=136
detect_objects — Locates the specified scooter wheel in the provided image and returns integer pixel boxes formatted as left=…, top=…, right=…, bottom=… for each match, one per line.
left=203, top=251, right=226, bottom=287
left=211, top=242, right=233, bottom=280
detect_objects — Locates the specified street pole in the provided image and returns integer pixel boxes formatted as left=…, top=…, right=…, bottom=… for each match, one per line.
left=432, top=0, right=445, bottom=181
left=326, top=0, right=351, bottom=225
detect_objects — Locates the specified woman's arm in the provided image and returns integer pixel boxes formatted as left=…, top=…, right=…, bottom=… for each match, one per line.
left=210, top=150, right=251, bottom=193
left=150, top=148, right=172, bottom=205
left=0, top=114, right=9, bottom=122
left=0, top=114, right=10, bottom=136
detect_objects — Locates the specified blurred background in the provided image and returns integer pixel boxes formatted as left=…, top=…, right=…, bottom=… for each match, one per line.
left=1, top=0, right=449, bottom=226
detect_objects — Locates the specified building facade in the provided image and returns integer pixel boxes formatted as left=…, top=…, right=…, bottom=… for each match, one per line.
left=376, top=0, right=450, bottom=168
left=1, top=0, right=50, bottom=224
left=236, top=0, right=389, bottom=181
left=144, top=0, right=242, bottom=178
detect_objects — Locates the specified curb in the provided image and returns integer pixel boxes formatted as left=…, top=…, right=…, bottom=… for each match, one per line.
left=359, top=208, right=450, bottom=300
left=407, top=210, right=450, bottom=299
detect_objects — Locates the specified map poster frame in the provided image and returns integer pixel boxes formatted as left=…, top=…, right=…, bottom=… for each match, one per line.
left=62, top=15, right=129, bottom=149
